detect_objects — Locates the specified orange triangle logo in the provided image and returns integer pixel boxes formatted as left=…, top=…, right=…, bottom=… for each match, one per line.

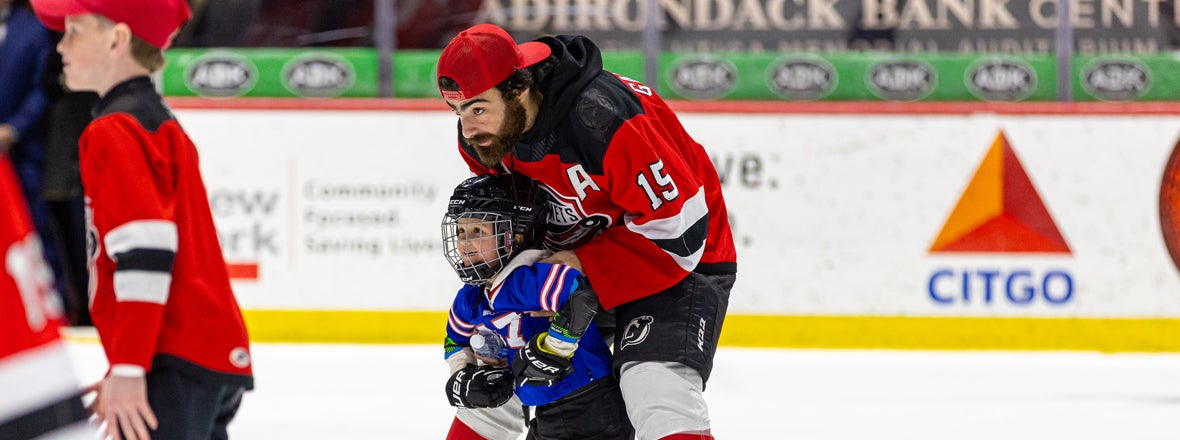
left=930, top=132, right=1070, bottom=254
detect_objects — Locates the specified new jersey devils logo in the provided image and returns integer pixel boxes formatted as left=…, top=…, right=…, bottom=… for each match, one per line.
left=230, top=347, right=252, bottom=368
left=619, top=315, right=654, bottom=351
left=538, top=185, right=610, bottom=250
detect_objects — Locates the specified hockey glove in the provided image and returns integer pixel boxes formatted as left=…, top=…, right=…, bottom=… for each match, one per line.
left=512, top=333, right=574, bottom=387
left=548, top=277, right=599, bottom=344
left=445, top=365, right=514, bottom=408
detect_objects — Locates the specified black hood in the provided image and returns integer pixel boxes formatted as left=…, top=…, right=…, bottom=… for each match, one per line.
left=521, top=34, right=603, bottom=143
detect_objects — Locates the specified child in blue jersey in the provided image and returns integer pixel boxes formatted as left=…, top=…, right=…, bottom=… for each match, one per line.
left=440, top=174, right=633, bottom=440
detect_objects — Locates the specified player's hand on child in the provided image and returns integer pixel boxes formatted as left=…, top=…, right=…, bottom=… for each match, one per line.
left=512, top=333, right=575, bottom=387
left=90, top=374, right=158, bottom=440
left=445, top=364, right=514, bottom=408
left=540, top=251, right=582, bottom=271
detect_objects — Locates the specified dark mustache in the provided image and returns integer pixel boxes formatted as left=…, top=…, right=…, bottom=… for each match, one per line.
left=467, top=134, right=495, bottom=145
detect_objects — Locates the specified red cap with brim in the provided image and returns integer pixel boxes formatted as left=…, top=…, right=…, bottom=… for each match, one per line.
left=436, top=24, right=551, bottom=101
left=29, top=0, right=87, bottom=32
left=30, top=0, right=191, bottom=49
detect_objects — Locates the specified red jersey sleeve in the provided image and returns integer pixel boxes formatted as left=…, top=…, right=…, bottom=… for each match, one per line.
left=573, top=117, right=710, bottom=309
left=80, top=115, right=179, bottom=371
left=0, top=158, right=64, bottom=358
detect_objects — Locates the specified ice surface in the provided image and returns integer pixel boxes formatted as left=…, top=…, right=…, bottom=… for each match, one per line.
left=63, top=341, right=1180, bottom=439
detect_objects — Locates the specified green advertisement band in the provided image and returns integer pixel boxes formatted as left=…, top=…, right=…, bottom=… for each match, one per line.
left=162, top=49, right=379, bottom=98
left=161, top=48, right=1180, bottom=102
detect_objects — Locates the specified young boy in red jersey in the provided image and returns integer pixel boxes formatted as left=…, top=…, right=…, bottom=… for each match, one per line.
left=28, top=1, right=253, bottom=439
left=0, top=157, right=93, bottom=439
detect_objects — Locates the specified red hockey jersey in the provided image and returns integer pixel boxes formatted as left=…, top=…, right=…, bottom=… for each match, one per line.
left=0, top=158, right=61, bottom=362
left=458, top=36, right=737, bottom=309
left=0, top=157, right=89, bottom=438
left=80, top=77, right=252, bottom=385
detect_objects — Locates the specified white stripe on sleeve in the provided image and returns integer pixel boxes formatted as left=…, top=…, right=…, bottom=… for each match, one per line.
left=112, top=270, right=172, bottom=304
left=625, top=188, right=708, bottom=271
left=104, top=219, right=178, bottom=257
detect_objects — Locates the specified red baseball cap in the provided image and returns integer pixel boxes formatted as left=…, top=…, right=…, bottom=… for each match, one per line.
left=436, top=24, right=551, bottom=101
left=30, top=0, right=191, bottom=49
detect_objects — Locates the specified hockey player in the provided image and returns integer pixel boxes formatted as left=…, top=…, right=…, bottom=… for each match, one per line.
left=28, top=0, right=253, bottom=439
left=0, top=157, right=92, bottom=439
left=437, top=24, right=738, bottom=440
left=441, top=174, right=633, bottom=440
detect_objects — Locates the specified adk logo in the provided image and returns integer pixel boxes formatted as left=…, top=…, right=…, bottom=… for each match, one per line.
left=867, top=60, right=935, bottom=101
left=1081, top=59, right=1150, bottom=101
left=185, top=52, right=257, bottom=98
left=966, top=58, right=1036, bottom=101
left=927, top=131, right=1074, bottom=306
left=619, top=316, right=654, bottom=350
left=668, top=57, right=736, bottom=100
left=282, top=53, right=356, bottom=98
left=767, top=57, right=837, bottom=101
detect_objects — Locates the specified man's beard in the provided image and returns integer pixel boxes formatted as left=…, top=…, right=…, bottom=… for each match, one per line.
left=468, top=98, right=528, bottom=167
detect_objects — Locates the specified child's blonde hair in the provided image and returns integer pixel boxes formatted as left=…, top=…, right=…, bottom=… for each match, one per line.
left=130, top=35, right=166, bottom=72
left=95, top=15, right=167, bottom=72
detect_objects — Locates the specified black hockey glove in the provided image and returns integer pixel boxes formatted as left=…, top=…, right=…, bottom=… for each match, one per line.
left=549, top=277, right=599, bottom=343
left=512, top=333, right=574, bottom=387
left=512, top=277, right=598, bottom=387
left=445, top=365, right=514, bottom=408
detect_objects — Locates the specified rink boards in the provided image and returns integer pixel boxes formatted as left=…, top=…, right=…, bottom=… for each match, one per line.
left=171, top=99, right=1180, bottom=351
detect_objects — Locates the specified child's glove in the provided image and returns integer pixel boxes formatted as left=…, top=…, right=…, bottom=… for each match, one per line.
left=512, top=276, right=599, bottom=386
left=547, top=278, right=599, bottom=344
left=512, top=333, right=574, bottom=387
left=444, top=365, right=514, bottom=408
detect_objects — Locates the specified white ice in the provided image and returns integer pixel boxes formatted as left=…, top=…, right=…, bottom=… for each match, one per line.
left=64, top=341, right=1180, bottom=439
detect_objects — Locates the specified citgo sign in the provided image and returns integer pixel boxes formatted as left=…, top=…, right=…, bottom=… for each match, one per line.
left=927, top=132, right=1074, bottom=306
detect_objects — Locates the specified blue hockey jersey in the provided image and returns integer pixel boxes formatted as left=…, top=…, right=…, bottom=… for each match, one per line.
left=444, top=250, right=613, bottom=406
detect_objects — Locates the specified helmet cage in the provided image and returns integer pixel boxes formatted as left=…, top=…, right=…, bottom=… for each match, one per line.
left=442, top=211, right=515, bottom=285
left=441, top=174, right=547, bottom=285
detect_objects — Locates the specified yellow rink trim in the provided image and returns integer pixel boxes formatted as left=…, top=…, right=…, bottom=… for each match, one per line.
left=236, top=310, right=1180, bottom=352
